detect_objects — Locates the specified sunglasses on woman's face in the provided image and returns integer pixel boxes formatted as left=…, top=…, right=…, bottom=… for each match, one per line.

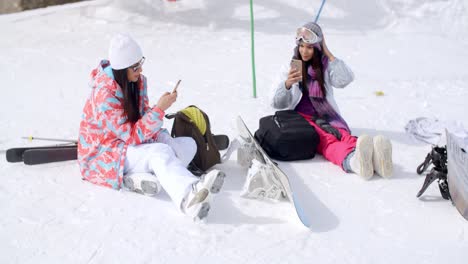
left=131, top=57, right=145, bottom=72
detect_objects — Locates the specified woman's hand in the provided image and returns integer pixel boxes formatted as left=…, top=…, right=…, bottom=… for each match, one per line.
left=321, top=36, right=335, bottom=62
left=155, top=92, right=177, bottom=111
left=285, top=68, right=302, bottom=90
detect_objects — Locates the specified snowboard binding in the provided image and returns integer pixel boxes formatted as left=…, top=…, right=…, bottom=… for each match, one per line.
left=240, top=159, right=286, bottom=201
left=235, top=137, right=286, bottom=201
left=416, top=146, right=451, bottom=200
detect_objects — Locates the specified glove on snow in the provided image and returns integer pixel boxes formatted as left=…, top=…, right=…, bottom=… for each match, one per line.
left=313, top=117, right=342, bottom=140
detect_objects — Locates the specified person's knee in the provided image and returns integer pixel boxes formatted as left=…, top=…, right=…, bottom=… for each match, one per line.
left=151, top=143, right=176, bottom=161
left=172, top=137, right=197, bottom=166
left=179, top=137, right=197, bottom=152
left=147, top=143, right=179, bottom=172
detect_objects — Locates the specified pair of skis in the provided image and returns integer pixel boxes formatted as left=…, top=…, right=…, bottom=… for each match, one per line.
left=5, top=137, right=77, bottom=165
left=5, top=134, right=230, bottom=166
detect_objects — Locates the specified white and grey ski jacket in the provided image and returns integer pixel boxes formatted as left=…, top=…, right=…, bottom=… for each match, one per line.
left=270, top=58, right=355, bottom=116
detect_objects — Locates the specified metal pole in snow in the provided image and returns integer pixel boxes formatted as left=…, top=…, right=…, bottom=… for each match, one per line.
left=249, top=0, right=257, bottom=98
left=22, top=136, right=77, bottom=143
left=315, top=0, right=327, bottom=23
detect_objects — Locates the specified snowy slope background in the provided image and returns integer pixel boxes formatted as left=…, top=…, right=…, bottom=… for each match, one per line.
left=1, top=0, right=467, bottom=263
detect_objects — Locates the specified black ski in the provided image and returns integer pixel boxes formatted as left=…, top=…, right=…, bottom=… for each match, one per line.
left=6, top=145, right=77, bottom=163
left=23, top=147, right=77, bottom=165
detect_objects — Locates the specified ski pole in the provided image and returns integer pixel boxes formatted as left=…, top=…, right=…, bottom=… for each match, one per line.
left=22, top=136, right=77, bottom=144
left=314, top=0, right=327, bottom=23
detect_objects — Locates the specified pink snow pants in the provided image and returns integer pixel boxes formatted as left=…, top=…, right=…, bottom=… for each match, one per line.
left=299, top=113, right=356, bottom=170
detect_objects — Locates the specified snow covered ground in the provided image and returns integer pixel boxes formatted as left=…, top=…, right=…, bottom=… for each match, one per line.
left=1, top=0, right=467, bottom=263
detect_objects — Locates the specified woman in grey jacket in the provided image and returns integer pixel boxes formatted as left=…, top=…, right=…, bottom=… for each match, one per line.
left=272, top=22, right=393, bottom=179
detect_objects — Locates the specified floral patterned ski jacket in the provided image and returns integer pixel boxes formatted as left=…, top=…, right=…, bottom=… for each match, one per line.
left=78, top=60, right=165, bottom=189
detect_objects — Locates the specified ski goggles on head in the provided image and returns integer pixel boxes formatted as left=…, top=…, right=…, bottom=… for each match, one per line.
left=130, top=56, right=145, bottom=72
left=295, top=27, right=320, bottom=45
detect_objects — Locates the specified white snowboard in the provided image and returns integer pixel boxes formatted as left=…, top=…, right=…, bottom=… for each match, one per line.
left=446, top=129, right=468, bottom=220
left=237, top=116, right=312, bottom=228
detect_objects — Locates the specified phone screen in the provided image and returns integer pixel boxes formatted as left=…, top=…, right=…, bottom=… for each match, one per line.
left=172, top=79, right=181, bottom=93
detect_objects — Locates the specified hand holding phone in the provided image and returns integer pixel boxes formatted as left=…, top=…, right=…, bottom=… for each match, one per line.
left=290, top=59, right=302, bottom=74
left=172, top=79, right=181, bottom=94
left=285, top=59, right=303, bottom=90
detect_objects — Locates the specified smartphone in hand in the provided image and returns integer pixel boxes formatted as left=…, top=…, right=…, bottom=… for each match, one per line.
left=290, top=59, right=302, bottom=74
left=172, top=79, right=181, bottom=94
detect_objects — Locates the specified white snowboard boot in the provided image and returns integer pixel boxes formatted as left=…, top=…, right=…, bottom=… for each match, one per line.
left=123, top=172, right=162, bottom=196
left=350, top=135, right=374, bottom=180
left=181, top=169, right=226, bottom=221
left=373, top=135, right=393, bottom=178
left=240, top=159, right=285, bottom=201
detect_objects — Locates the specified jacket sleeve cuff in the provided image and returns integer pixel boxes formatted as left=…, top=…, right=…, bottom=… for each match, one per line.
left=152, top=106, right=165, bottom=120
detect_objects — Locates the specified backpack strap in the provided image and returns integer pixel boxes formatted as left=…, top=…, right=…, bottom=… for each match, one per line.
left=165, top=113, right=177, bottom=119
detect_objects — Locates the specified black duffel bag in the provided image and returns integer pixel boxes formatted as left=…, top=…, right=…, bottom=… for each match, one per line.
left=254, top=110, right=319, bottom=161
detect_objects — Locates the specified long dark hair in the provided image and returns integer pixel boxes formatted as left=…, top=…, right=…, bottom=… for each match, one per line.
left=112, top=69, right=141, bottom=123
left=293, top=45, right=326, bottom=96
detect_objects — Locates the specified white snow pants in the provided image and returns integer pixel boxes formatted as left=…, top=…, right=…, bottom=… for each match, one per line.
left=124, top=132, right=198, bottom=209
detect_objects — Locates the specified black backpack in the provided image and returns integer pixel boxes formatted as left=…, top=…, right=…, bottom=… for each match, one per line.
left=166, top=105, right=221, bottom=175
left=254, top=110, right=319, bottom=161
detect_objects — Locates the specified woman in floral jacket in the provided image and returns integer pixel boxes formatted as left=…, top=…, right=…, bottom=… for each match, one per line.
left=78, top=34, right=224, bottom=221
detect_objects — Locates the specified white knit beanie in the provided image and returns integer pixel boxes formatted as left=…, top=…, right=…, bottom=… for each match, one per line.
left=108, top=34, right=143, bottom=70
